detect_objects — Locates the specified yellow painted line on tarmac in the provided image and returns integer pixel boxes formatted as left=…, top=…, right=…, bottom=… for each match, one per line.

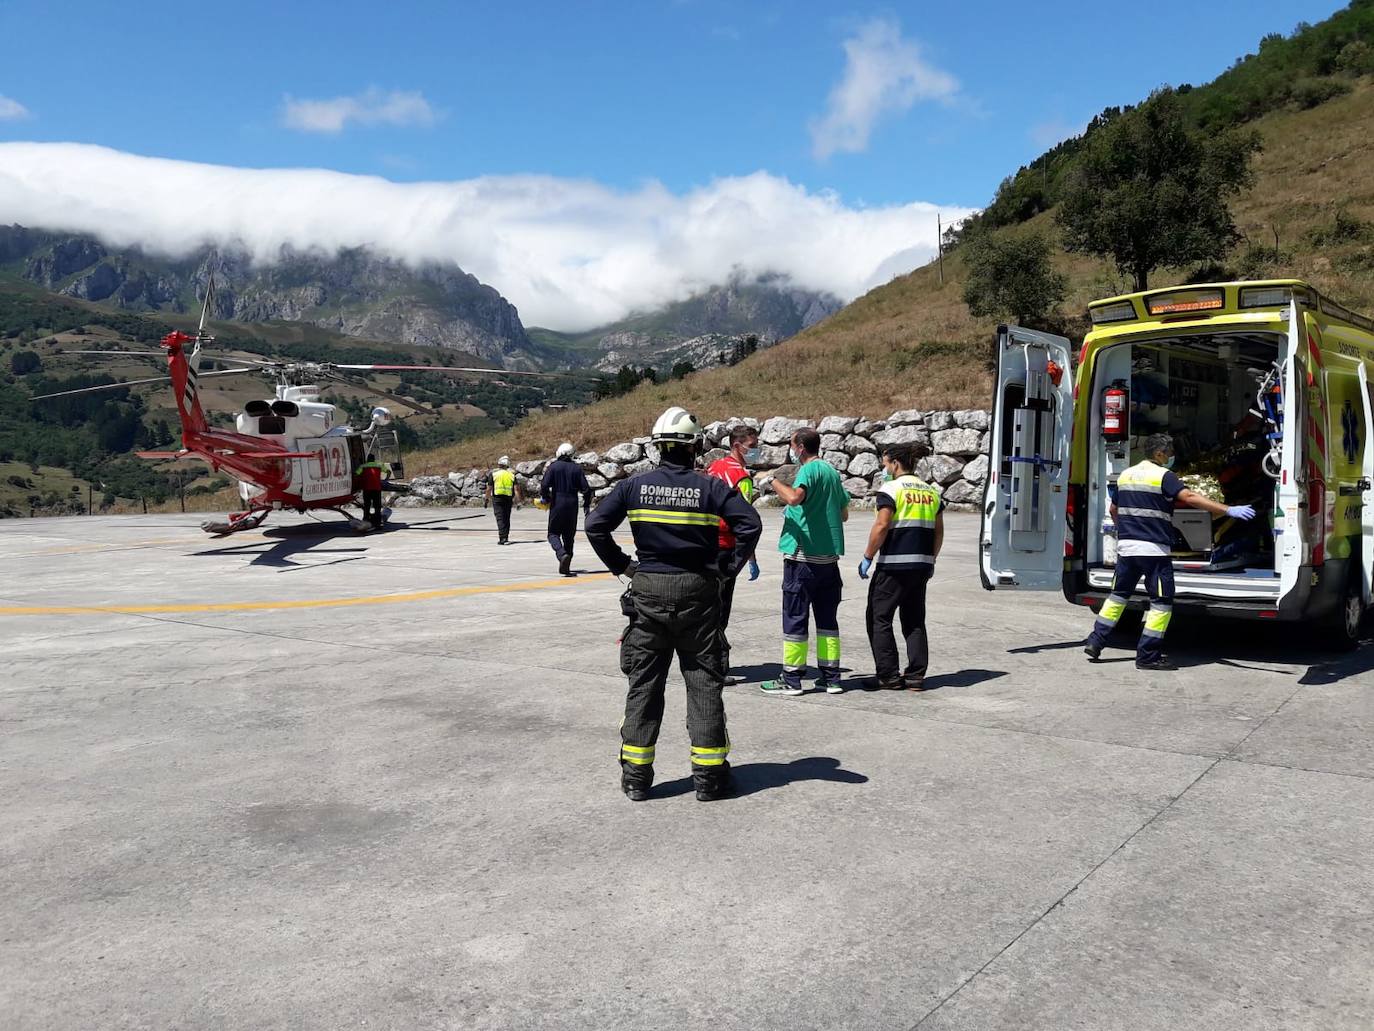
left=0, top=573, right=613, bottom=616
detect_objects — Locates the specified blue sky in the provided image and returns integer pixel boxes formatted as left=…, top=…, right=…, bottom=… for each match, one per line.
left=0, top=0, right=1348, bottom=327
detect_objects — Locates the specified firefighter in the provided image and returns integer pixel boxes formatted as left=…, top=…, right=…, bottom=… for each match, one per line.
left=540, top=442, right=593, bottom=576
left=857, top=442, right=944, bottom=691
left=485, top=455, right=522, bottom=545
left=1085, top=433, right=1256, bottom=670
left=706, top=424, right=762, bottom=682
left=356, top=455, right=387, bottom=529
left=586, top=407, right=763, bottom=802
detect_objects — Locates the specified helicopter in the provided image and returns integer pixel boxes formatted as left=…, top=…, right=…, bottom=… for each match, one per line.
left=31, top=273, right=558, bottom=535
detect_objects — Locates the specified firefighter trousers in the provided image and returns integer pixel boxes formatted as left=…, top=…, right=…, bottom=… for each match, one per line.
left=619, top=571, right=729, bottom=784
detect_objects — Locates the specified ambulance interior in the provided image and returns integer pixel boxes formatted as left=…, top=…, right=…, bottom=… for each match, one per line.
left=1085, top=330, right=1286, bottom=586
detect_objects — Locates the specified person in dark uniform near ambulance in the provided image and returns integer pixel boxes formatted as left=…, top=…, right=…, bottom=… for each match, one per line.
left=485, top=455, right=522, bottom=545
left=540, top=442, right=593, bottom=575
left=586, top=407, right=762, bottom=803
left=857, top=442, right=944, bottom=691
left=1085, top=433, right=1256, bottom=670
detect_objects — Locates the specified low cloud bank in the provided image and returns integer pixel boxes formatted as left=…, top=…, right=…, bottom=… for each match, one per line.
left=0, top=143, right=973, bottom=330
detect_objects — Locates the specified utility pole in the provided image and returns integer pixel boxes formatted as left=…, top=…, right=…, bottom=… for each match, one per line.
left=937, top=214, right=945, bottom=286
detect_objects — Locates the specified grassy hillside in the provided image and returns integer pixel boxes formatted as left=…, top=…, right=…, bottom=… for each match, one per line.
left=412, top=78, right=1374, bottom=475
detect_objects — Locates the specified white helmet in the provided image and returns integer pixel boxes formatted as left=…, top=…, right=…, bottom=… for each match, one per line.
left=556, top=442, right=575, bottom=458
left=498, top=455, right=510, bottom=467
left=650, top=406, right=703, bottom=447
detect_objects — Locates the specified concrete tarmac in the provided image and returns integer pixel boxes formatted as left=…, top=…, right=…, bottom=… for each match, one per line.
left=2, top=508, right=1372, bottom=1030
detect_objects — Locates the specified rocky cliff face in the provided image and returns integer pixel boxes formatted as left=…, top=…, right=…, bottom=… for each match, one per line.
left=1, top=225, right=540, bottom=369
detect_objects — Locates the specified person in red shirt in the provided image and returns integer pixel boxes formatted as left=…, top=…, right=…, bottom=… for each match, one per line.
left=707, top=424, right=762, bottom=682
left=356, top=457, right=387, bottom=529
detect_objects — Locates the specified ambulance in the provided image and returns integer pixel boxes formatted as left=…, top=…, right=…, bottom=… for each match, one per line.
left=980, top=281, right=1374, bottom=648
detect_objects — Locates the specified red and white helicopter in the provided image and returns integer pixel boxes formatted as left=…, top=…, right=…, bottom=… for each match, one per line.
left=33, top=274, right=554, bottom=535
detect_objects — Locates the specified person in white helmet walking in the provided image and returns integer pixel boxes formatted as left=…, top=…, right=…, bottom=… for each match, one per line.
left=485, top=455, right=522, bottom=545
left=540, top=442, right=593, bottom=575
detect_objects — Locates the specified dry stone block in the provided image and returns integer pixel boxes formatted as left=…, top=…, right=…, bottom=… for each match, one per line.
left=843, top=433, right=877, bottom=455
left=597, top=462, right=624, bottom=481
left=847, top=452, right=881, bottom=478
left=603, top=442, right=642, bottom=464
left=873, top=424, right=933, bottom=453
left=701, top=448, right=728, bottom=467
left=843, top=476, right=872, bottom=498
left=954, top=409, right=990, bottom=431
left=623, top=459, right=654, bottom=476
left=760, top=416, right=810, bottom=445
left=822, top=451, right=849, bottom=472
left=585, top=472, right=608, bottom=490
left=515, top=459, right=546, bottom=477
left=820, top=433, right=844, bottom=453
left=962, top=454, right=989, bottom=483
left=887, top=409, right=925, bottom=426
left=913, top=456, right=933, bottom=481
left=932, top=427, right=983, bottom=457
left=854, top=418, right=886, bottom=436
left=574, top=451, right=600, bottom=470
left=928, top=454, right=965, bottom=486
left=943, top=479, right=982, bottom=505
left=818, top=415, right=859, bottom=435
left=749, top=444, right=789, bottom=469
left=924, top=411, right=954, bottom=431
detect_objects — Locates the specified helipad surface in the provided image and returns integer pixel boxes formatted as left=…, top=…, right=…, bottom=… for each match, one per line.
left=2, top=510, right=1371, bottom=1029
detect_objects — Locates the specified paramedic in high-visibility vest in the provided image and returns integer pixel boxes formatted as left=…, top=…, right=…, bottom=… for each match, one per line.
left=1086, top=433, right=1256, bottom=670
left=857, top=441, right=944, bottom=691
left=706, top=423, right=762, bottom=682
left=485, top=455, right=523, bottom=545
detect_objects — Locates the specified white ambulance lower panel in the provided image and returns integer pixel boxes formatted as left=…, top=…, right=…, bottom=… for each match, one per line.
left=1087, top=566, right=1281, bottom=602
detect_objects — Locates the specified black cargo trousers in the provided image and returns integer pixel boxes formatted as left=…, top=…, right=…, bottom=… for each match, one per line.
left=619, top=570, right=730, bottom=787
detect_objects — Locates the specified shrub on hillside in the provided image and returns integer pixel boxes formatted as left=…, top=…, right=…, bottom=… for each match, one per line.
left=962, top=233, right=1067, bottom=330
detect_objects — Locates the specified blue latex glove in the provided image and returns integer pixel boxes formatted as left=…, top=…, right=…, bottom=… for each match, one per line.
left=857, top=556, right=873, bottom=580
left=1226, top=505, right=1257, bottom=521
left=747, top=558, right=760, bottom=581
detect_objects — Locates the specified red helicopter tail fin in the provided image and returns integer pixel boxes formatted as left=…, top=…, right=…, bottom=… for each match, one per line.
left=161, top=330, right=210, bottom=442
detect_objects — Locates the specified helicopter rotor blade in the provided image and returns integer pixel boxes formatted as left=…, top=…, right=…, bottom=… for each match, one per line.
left=320, top=371, right=436, bottom=417
left=198, top=259, right=217, bottom=337
left=29, top=367, right=256, bottom=401
left=331, top=363, right=561, bottom=378
left=62, top=349, right=268, bottom=368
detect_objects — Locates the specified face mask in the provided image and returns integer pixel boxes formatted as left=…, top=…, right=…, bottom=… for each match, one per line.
left=1164, top=456, right=1176, bottom=469
left=882, top=469, right=895, bottom=482
left=787, top=449, right=797, bottom=464
left=744, top=447, right=761, bottom=464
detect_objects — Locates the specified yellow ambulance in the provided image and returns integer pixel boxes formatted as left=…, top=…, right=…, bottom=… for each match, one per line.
left=981, top=280, right=1374, bottom=647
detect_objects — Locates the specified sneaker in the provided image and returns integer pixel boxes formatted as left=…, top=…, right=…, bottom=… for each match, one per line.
left=1136, top=656, right=1178, bottom=671
left=1084, top=642, right=1102, bottom=661
left=904, top=678, right=926, bottom=692
left=874, top=678, right=904, bottom=691
left=823, top=681, right=844, bottom=694
left=759, top=680, right=805, bottom=697
left=558, top=554, right=572, bottom=576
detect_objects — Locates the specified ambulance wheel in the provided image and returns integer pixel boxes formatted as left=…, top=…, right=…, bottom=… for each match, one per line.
left=1324, top=572, right=1366, bottom=652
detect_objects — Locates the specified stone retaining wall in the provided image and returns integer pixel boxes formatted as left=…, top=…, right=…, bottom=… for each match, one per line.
left=397, top=409, right=992, bottom=511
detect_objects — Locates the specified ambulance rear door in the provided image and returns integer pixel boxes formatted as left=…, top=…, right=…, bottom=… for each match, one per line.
left=980, top=324, right=1075, bottom=590
left=1277, top=304, right=1314, bottom=612
left=1358, top=363, right=1374, bottom=605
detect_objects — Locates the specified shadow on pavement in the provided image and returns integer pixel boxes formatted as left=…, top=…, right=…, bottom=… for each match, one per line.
left=193, top=523, right=369, bottom=570
left=921, top=669, right=1009, bottom=691
left=651, top=757, right=869, bottom=799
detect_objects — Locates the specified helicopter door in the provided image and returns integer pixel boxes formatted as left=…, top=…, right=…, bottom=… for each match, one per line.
left=980, top=324, right=1075, bottom=591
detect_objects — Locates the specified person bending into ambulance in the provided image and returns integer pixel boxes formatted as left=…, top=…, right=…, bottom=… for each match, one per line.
left=1085, top=433, right=1256, bottom=670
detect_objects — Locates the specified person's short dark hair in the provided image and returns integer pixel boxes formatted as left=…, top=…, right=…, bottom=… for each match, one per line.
left=881, top=441, right=930, bottom=470
left=1143, top=433, right=1174, bottom=458
left=729, top=425, right=758, bottom=447
left=792, top=427, right=821, bottom=457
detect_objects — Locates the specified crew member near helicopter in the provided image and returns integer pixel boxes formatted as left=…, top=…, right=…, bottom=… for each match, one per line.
left=485, top=455, right=522, bottom=545
left=586, top=407, right=762, bottom=803
left=1085, top=434, right=1256, bottom=670
left=540, top=442, right=593, bottom=576
left=356, top=454, right=388, bottom=529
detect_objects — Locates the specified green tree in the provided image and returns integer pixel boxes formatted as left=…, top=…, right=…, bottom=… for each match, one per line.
left=1057, top=89, right=1261, bottom=291
left=10, top=350, right=41, bottom=375
left=962, top=232, right=1067, bottom=328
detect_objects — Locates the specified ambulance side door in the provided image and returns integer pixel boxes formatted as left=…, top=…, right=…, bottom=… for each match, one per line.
left=1277, top=304, right=1313, bottom=611
left=1358, top=363, right=1374, bottom=605
left=980, top=324, right=1075, bottom=590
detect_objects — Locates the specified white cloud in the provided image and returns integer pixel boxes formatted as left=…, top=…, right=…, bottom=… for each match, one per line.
left=0, top=95, right=32, bottom=121
left=0, top=142, right=974, bottom=330
left=809, top=18, right=958, bottom=160
left=281, top=87, right=438, bottom=134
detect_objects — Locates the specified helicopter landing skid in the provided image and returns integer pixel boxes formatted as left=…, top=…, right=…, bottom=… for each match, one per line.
left=201, top=508, right=271, bottom=536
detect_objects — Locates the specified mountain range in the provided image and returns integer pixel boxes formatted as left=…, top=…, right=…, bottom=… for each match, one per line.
left=0, top=225, right=838, bottom=372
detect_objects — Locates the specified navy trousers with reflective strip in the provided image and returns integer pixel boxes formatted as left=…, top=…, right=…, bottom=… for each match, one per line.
left=1087, top=555, right=1174, bottom=664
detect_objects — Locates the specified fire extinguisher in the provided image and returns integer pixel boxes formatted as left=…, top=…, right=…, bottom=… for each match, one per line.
left=1102, top=380, right=1129, bottom=442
